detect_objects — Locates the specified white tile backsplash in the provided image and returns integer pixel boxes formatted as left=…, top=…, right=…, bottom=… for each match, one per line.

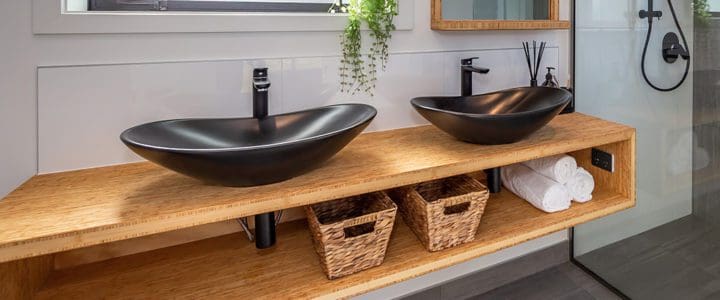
left=280, top=56, right=369, bottom=113
left=38, top=59, right=282, bottom=173
left=367, top=52, right=445, bottom=131
left=280, top=52, right=444, bottom=132
left=38, top=48, right=564, bottom=174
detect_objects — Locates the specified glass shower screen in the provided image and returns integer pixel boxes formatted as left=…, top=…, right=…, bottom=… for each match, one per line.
left=571, top=0, right=720, bottom=298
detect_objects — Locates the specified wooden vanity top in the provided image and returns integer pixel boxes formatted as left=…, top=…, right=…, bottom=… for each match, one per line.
left=0, top=113, right=635, bottom=263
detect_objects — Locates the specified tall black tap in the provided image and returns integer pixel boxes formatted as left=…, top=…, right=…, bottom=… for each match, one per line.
left=461, top=57, right=490, bottom=97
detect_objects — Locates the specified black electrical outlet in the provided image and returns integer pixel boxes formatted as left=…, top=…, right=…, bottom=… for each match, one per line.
left=592, top=148, right=614, bottom=172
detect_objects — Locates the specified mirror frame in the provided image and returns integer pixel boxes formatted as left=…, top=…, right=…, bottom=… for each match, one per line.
left=431, top=0, right=570, bottom=30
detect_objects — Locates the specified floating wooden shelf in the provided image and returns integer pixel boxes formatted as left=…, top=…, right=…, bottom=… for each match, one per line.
left=36, top=187, right=632, bottom=299
left=0, top=113, right=636, bottom=299
left=0, top=113, right=633, bottom=264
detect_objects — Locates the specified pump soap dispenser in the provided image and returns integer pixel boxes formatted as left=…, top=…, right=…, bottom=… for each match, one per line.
left=542, top=67, right=559, bottom=88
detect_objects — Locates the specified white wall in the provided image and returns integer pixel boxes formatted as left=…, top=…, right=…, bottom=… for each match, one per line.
left=573, top=0, right=694, bottom=254
left=0, top=0, right=570, bottom=296
left=0, top=2, right=37, bottom=201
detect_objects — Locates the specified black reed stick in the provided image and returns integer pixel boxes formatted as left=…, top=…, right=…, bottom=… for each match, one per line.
left=534, top=42, right=546, bottom=81
left=523, top=42, right=533, bottom=82
left=533, top=41, right=537, bottom=79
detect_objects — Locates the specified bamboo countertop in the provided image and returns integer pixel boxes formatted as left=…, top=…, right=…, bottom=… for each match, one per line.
left=36, top=187, right=632, bottom=299
left=0, top=113, right=635, bottom=263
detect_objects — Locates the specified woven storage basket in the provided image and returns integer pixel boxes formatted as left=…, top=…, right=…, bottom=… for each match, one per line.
left=389, top=175, right=489, bottom=252
left=305, top=191, right=397, bottom=280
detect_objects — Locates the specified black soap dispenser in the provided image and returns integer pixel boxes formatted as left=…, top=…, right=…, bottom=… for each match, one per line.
left=541, top=67, right=559, bottom=88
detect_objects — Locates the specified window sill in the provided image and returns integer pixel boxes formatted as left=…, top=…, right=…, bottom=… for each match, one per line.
left=33, top=0, right=414, bottom=34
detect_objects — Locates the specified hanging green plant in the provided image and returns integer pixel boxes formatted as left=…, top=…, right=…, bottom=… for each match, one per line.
left=336, top=0, right=398, bottom=96
left=695, top=0, right=712, bottom=25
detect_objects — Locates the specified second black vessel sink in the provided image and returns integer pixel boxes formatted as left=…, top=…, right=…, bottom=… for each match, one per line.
left=121, top=104, right=376, bottom=187
left=411, top=87, right=572, bottom=145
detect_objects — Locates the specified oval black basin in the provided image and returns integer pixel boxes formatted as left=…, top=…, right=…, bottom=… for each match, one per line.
left=411, top=87, right=572, bottom=145
left=121, top=104, right=377, bottom=187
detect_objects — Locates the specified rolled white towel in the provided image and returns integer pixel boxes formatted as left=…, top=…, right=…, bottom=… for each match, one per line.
left=522, top=154, right=578, bottom=184
left=501, top=164, right=572, bottom=213
left=565, top=167, right=595, bottom=203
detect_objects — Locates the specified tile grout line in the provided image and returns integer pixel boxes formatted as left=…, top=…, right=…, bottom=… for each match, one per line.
left=36, top=47, right=561, bottom=69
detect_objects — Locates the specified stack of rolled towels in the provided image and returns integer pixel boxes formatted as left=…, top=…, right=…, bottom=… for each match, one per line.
left=501, top=154, right=595, bottom=213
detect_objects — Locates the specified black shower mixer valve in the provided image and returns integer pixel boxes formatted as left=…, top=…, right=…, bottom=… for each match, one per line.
left=662, top=32, right=690, bottom=63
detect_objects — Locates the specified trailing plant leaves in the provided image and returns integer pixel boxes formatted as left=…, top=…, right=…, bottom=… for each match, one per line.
left=339, top=0, right=398, bottom=96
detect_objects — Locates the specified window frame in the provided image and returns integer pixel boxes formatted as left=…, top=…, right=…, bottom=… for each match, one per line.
left=88, top=0, right=342, bottom=13
left=32, top=0, right=414, bottom=34
left=710, top=1, right=720, bottom=17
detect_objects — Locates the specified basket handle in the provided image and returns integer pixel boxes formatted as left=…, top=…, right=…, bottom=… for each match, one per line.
left=442, top=201, right=471, bottom=215
left=342, top=214, right=380, bottom=239
left=343, top=222, right=376, bottom=239
left=341, top=213, right=379, bottom=229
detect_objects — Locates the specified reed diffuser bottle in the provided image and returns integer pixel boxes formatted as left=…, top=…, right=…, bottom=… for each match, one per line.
left=522, top=41, right=547, bottom=87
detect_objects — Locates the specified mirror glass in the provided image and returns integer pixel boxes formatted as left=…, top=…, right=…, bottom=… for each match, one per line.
left=442, top=0, right=549, bottom=20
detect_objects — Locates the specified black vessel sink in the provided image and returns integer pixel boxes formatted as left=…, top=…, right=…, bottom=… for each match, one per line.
left=121, top=104, right=376, bottom=187
left=411, top=87, right=572, bottom=145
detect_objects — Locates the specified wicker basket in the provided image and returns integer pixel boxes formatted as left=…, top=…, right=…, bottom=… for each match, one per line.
left=389, top=175, right=489, bottom=252
left=305, top=192, right=397, bottom=279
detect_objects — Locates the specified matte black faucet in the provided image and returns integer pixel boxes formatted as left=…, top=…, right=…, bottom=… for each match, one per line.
left=251, top=67, right=276, bottom=249
left=461, top=57, right=490, bottom=97
left=253, top=68, right=271, bottom=119
left=459, top=58, right=501, bottom=193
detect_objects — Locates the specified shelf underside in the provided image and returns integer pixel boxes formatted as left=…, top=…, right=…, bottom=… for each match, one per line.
left=37, top=187, right=633, bottom=299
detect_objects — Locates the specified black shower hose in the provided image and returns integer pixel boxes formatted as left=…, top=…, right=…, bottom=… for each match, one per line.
left=640, top=0, right=691, bottom=92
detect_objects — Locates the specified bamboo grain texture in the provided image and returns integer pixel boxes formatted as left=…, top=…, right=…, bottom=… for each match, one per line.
left=0, top=113, right=634, bottom=264
left=0, top=255, right=53, bottom=299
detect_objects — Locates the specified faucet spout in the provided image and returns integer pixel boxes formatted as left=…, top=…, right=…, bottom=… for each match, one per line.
left=461, top=66, right=490, bottom=74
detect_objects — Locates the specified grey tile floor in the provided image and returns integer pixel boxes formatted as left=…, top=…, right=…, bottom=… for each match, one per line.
left=405, top=262, right=618, bottom=300
left=402, top=241, right=618, bottom=300
left=405, top=215, right=720, bottom=300
left=471, top=263, right=620, bottom=300
left=576, top=215, right=720, bottom=300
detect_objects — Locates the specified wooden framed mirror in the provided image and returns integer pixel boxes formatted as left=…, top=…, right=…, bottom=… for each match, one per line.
left=431, top=0, right=570, bottom=30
